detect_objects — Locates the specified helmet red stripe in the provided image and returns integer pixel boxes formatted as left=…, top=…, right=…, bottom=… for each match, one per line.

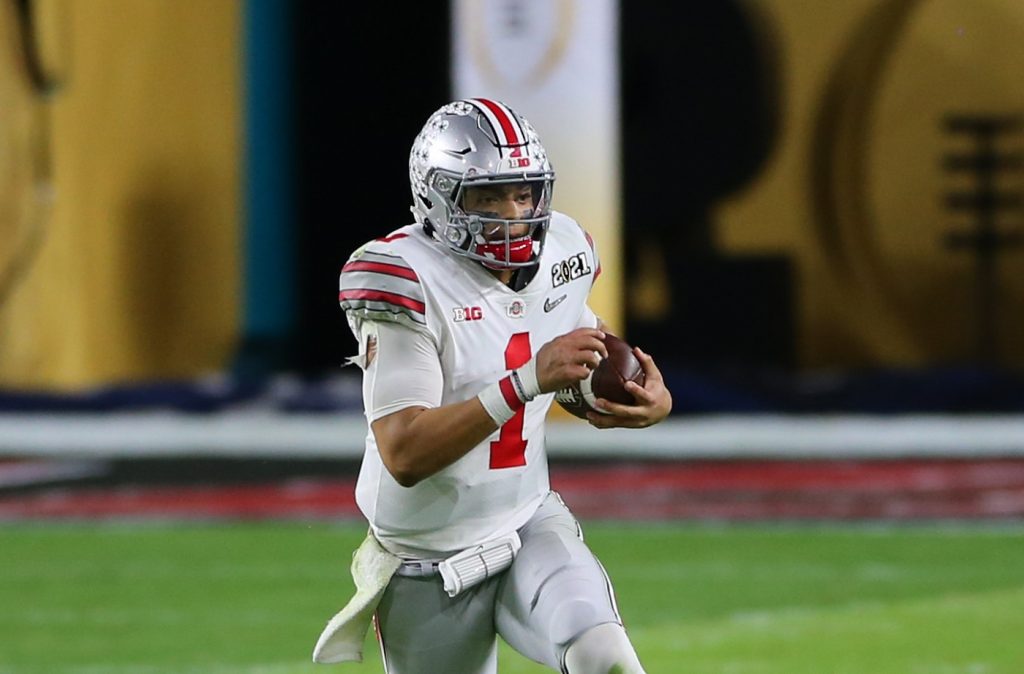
left=474, top=98, right=521, bottom=145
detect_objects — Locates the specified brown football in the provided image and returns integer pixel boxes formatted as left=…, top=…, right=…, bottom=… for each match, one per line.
left=555, top=333, right=646, bottom=420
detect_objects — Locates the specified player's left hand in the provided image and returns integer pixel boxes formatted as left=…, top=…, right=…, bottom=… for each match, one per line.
left=586, top=347, right=672, bottom=429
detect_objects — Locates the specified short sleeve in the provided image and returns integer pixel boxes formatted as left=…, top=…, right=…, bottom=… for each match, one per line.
left=576, top=304, right=600, bottom=330
left=361, top=320, right=444, bottom=422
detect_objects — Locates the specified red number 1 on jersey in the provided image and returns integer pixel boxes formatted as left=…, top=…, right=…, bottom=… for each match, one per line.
left=490, top=332, right=531, bottom=469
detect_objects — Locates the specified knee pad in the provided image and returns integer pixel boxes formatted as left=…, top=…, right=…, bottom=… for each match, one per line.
left=563, top=622, right=646, bottom=674
left=549, top=596, right=600, bottom=647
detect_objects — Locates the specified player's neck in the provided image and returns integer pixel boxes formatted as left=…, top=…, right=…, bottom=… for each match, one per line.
left=489, top=268, right=515, bottom=286
left=487, top=260, right=539, bottom=291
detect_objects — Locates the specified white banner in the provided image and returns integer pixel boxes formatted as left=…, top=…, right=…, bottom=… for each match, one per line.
left=452, top=0, right=622, bottom=331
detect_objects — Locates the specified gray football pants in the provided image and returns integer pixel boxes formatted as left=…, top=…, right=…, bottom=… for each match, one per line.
left=373, top=492, right=624, bottom=673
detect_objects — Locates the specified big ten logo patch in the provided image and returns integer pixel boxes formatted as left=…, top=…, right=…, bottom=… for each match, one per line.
left=453, top=306, right=484, bottom=322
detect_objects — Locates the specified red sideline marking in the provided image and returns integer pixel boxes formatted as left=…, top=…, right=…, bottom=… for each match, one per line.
left=0, top=479, right=359, bottom=520
left=550, top=459, right=1024, bottom=521
left=3, top=459, right=1024, bottom=521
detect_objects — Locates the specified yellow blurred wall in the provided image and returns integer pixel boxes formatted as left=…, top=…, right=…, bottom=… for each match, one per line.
left=0, top=0, right=241, bottom=389
left=716, top=0, right=1024, bottom=368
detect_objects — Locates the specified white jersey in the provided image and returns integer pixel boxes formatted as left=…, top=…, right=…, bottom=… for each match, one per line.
left=338, top=212, right=601, bottom=556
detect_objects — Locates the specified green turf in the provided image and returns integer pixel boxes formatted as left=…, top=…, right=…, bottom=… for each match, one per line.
left=1, top=521, right=1023, bottom=673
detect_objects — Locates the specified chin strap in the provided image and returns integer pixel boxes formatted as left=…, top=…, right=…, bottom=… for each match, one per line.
left=477, top=235, right=534, bottom=268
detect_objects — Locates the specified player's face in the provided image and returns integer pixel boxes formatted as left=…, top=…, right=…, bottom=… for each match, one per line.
left=462, top=183, right=534, bottom=241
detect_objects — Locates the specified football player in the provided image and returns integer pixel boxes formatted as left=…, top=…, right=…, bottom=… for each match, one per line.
left=316, top=99, right=672, bottom=673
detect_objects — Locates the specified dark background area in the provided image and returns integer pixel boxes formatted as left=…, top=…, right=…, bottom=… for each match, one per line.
left=290, top=5, right=452, bottom=375
left=286, top=2, right=793, bottom=378
left=262, top=2, right=1024, bottom=415
left=620, top=3, right=793, bottom=373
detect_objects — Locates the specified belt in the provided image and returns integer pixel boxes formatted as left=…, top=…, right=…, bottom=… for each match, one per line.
left=391, top=532, right=522, bottom=597
left=394, top=559, right=441, bottom=577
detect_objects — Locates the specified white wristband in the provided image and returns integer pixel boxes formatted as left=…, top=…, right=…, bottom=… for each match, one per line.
left=477, top=357, right=542, bottom=427
left=512, top=358, right=541, bottom=401
left=477, top=374, right=523, bottom=426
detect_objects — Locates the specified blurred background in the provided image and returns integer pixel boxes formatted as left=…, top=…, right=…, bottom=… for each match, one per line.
left=3, top=2, right=1024, bottom=673
left=2, top=0, right=1024, bottom=525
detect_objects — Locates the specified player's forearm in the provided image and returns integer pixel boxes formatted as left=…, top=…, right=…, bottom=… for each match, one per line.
left=371, top=398, right=498, bottom=487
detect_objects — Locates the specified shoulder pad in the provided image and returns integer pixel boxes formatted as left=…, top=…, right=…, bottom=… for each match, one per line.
left=339, top=238, right=427, bottom=329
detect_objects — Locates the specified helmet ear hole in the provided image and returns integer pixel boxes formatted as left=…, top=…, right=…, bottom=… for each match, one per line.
left=443, top=224, right=470, bottom=250
left=412, top=194, right=434, bottom=231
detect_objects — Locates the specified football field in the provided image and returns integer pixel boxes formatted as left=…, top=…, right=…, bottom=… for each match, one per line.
left=2, top=521, right=1023, bottom=673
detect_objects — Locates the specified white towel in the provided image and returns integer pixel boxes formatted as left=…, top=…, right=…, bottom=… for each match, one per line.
left=312, top=532, right=402, bottom=664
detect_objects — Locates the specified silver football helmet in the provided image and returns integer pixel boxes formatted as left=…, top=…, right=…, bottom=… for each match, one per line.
left=409, top=99, right=555, bottom=269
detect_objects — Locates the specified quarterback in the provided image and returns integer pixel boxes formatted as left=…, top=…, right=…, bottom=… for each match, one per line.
left=314, top=99, right=672, bottom=673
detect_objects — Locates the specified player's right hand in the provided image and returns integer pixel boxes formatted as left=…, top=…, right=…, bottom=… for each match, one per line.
left=534, top=328, right=608, bottom=393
